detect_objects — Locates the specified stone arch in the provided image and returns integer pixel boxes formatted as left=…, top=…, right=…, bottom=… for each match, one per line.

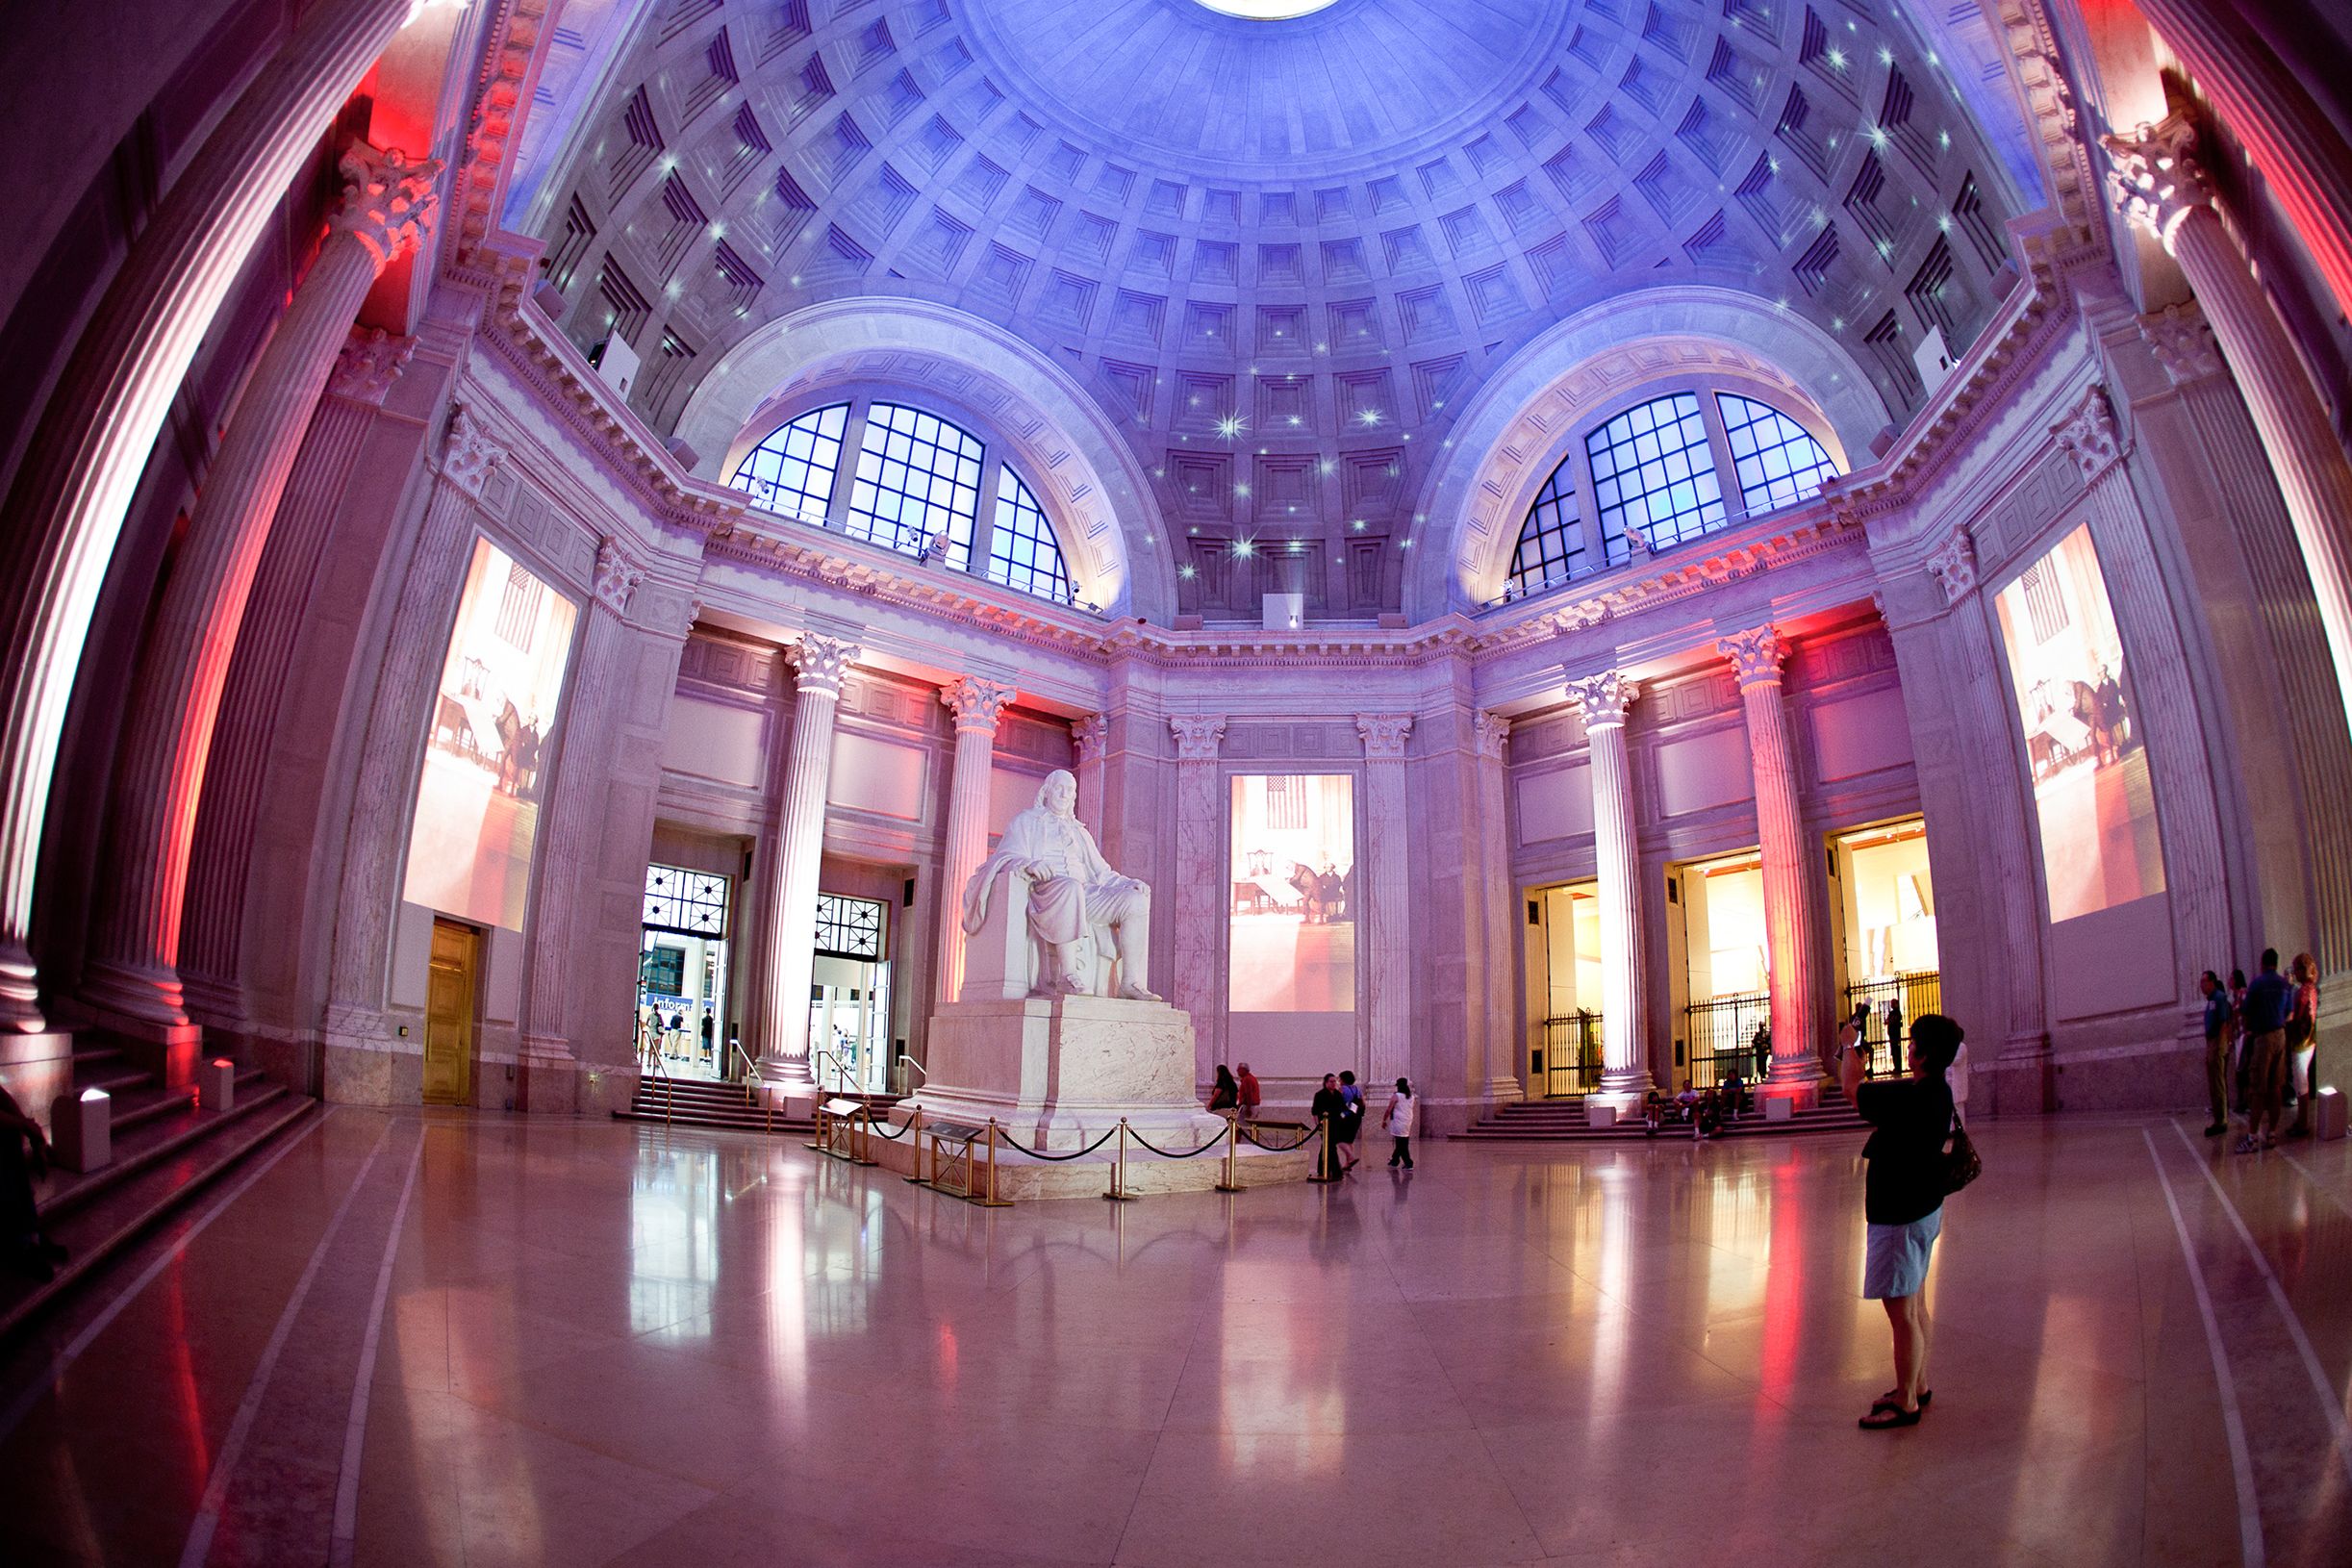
left=1404, top=287, right=1891, bottom=619
left=675, top=299, right=1174, bottom=621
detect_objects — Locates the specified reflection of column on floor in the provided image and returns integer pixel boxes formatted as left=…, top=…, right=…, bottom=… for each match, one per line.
left=1721, top=626, right=1825, bottom=1104
left=1568, top=672, right=1651, bottom=1109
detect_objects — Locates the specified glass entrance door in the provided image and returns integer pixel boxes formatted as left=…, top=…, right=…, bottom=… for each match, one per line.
left=811, top=892, right=892, bottom=1094
left=640, top=863, right=731, bottom=1080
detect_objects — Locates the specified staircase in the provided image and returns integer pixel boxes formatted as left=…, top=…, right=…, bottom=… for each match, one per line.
left=1456, top=1084, right=1870, bottom=1143
left=0, top=1043, right=316, bottom=1343
left=613, top=1072, right=905, bottom=1136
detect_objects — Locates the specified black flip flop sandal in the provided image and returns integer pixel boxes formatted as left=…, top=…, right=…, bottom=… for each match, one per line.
left=1859, top=1404, right=1924, bottom=1429
left=1870, top=1389, right=1932, bottom=1412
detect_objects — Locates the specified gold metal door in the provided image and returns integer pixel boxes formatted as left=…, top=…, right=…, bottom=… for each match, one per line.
left=423, top=919, right=480, bottom=1105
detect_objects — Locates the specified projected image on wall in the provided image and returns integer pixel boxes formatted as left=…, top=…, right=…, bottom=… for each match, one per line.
left=1228, top=774, right=1355, bottom=1012
left=402, top=539, right=578, bottom=930
left=1994, top=523, right=2164, bottom=922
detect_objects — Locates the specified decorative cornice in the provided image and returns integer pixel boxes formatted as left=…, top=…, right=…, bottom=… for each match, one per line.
left=1169, top=715, right=1227, bottom=761
left=2051, top=383, right=2129, bottom=484
left=331, top=142, right=442, bottom=268
left=594, top=538, right=645, bottom=615
left=1926, top=530, right=1978, bottom=605
left=329, top=327, right=415, bottom=405
left=1073, top=713, right=1110, bottom=762
left=941, top=676, right=1018, bottom=734
left=448, top=0, right=553, bottom=263
left=2102, top=110, right=2211, bottom=254
left=1355, top=714, right=1414, bottom=759
left=1718, top=624, right=1789, bottom=688
left=1473, top=710, right=1511, bottom=759
left=441, top=403, right=507, bottom=498
left=1564, top=670, right=1639, bottom=724
left=789, top=633, right=859, bottom=697
left=2140, top=302, right=2225, bottom=386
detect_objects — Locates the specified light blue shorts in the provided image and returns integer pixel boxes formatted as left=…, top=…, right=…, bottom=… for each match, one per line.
left=1862, top=1208, right=1942, bottom=1300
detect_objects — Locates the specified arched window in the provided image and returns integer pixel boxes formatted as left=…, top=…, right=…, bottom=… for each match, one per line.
left=728, top=403, right=847, bottom=524
left=1506, top=460, right=1588, bottom=599
left=1586, top=392, right=1725, bottom=551
left=986, top=468, right=1072, bottom=603
left=724, top=396, right=1082, bottom=607
left=1717, top=393, right=1840, bottom=513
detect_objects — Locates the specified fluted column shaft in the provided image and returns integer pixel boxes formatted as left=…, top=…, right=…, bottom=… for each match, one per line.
left=82, top=147, right=436, bottom=1033
left=935, top=677, right=1014, bottom=1006
left=1722, top=627, right=1826, bottom=1100
left=1474, top=712, right=1523, bottom=1103
left=1073, top=714, right=1109, bottom=838
left=1169, top=716, right=1227, bottom=1076
left=755, top=635, right=857, bottom=1086
left=2109, top=114, right=2352, bottom=751
left=1357, top=715, right=1414, bottom=1087
left=1569, top=673, right=1650, bottom=1107
left=0, top=0, right=414, bottom=1031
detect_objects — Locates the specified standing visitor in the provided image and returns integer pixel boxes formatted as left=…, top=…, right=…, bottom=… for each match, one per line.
left=2229, top=968, right=2250, bottom=1113
left=1842, top=1012, right=1965, bottom=1429
left=1207, top=1064, right=1239, bottom=1114
left=2199, top=971, right=2231, bottom=1137
left=1382, top=1077, right=1417, bottom=1169
left=1236, top=1062, right=1261, bottom=1125
left=1884, top=999, right=1906, bottom=1075
left=1336, top=1070, right=1365, bottom=1172
left=697, top=1011, right=714, bottom=1067
left=1310, top=1074, right=1348, bottom=1179
left=2239, top=950, right=2293, bottom=1152
left=2287, top=953, right=2321, bottom=1139
left=1751, top=1020, right=1771, bottom=1079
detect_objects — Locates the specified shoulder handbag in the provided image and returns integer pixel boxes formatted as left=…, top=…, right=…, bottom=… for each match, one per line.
left=1942, top=1110, right=1983, bottom=1197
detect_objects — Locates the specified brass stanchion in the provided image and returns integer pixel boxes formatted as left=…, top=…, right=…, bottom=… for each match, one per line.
left=1104, top=1118, right=1138, bottom=1201
left=902, top=1106, right=927, bottom=1183
left=805, top=1097, right=827, bottom=1153
left=978, top=1119, right=1013, bottom=1206
left=1307, top=1114, right=1340, bottom=1183
left=1214, top=1113, right=1242, bottom=1193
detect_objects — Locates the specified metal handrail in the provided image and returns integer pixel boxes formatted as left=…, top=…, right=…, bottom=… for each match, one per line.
left=811, top=1046, right=854, bottom=1096
left=728, top=1042, right=760, bottom=1103
left=638, top=1019, right=672, bottom=1126
left=897, top=1053, right=926, bottom=1082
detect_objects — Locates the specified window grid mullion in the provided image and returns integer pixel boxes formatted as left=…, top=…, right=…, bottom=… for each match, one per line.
left=829, top=401, right=874, bottom=533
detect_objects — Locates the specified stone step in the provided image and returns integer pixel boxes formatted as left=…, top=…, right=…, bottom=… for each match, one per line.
left=611, top=1108, right=815, bottom=1135
left=0, top=1088, right=317, bottom=1346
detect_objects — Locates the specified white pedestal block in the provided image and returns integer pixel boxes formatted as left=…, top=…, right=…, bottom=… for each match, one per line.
left=1587, top=1101, right=1618, bottom=1128
left=911, top=996, right=1230, bottom=1152
left=1763, top=1096, right=1795, bottom=1123
left=2314, top=1086, right=2345, bottom=1142
left=201, top=1057, right=236, bottom=1113
left=51, top=1089, right=112, bottom=1173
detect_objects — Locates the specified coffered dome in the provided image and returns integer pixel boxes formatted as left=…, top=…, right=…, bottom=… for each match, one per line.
left=519, top=0, right=2031, bottom=621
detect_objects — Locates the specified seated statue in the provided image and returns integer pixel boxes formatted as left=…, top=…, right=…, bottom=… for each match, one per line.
left=961, top=770, right=1159, bottom=1001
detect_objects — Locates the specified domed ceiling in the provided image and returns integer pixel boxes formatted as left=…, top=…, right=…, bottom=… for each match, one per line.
left=522, top=0, right=2031, bottom=620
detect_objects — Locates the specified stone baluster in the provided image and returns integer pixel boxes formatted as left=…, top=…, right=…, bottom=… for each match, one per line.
left=1168, top=716, right=1227, bottom=1076
left=1357, top=715, right=1415, bottom=1087
left=1073, top=713, right=1110, bottom=838
left=0, top=0, right=417, bottom=1035
left=79, top=144, right=439, bottom=1067
left=935, top=676, right=1016, bottom=1006
left=2106, top=111, right=2352, bottom=747
left=1719, top=626, right=1826, bottom=1103
left=1567, top=672, right=1651, bottom=1109
left=753, top=634, right=858, bottom=1088
left=1473, top=711, right=1523, bottom=1105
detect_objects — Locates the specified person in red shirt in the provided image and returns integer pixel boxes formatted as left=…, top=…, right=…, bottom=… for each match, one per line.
left=1236, top=1063, right=1261, bottom=1125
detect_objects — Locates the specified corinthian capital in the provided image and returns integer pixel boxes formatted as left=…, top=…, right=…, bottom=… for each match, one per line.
left=941, top=676, right=1017, bottom=734
left=328, top=327, right=415, bottom=404
left=332, top=142, right=443, bottom=267
left=1073, top=713, right=1110, bottom=762
left=594, top=539, right=645, bottom=614
left=1473, top=709, right=1511, bottom=759
left=1169, top=715, right=1227, bottom=761
left=1926, top=530, right=1976, bottom=604
left=1355, top=714, right=1414, bottom=759
left=2101, top=110, right=2210, bottom=253
left=790, top=633, right=859, bottom=696
left=442, top=404, right=506, bottom=497
left=1565, top=670, right=1639, bottom=725
left=2051, top=384, right=2129, bottom=483
left=1717, top=625, right=1789, bottom=688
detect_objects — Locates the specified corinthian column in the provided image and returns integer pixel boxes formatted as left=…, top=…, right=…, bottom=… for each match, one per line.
left=0, top=0, right=416, bottom=1034
left=935, top=676, right=1016, bottom=1005
left=1356, top=716, right=1415, bottom=1087
left=753, top=634, right=858, bottom=1088
left=1473, top=711, right=1523, bottom=1106
left=2107, top=110, right=2352, bottom=749
left=1169, top=716, right=1227, bottom=1075
left=81, top=144, right=439, bottom=1065
left=1720, top=625, right=1826, bottom=1104
left=1567, top=671, right=1650, bottom=1109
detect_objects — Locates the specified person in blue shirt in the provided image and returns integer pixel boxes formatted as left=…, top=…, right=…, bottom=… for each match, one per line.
left=2239, top=949, right=2294, bottom=1151
left=2199, top=971, right=2231, bottom=1137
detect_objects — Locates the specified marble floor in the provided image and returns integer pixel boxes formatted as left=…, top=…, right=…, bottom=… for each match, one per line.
left=3, top=1107, right=2348, bottom=1567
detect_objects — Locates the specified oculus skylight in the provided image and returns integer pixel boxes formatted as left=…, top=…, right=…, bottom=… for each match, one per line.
left=1190, top=0, right=1343, bottom=18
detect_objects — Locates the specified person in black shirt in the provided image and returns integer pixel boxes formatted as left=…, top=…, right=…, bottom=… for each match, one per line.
left=1310, top=1074, right=1347, bottom=1179
left=1843, top=1011, right=1964, bottom=1429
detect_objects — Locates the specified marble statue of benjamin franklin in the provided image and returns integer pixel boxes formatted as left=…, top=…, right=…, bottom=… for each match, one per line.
left=961, top=770, right=1159, bottom=1000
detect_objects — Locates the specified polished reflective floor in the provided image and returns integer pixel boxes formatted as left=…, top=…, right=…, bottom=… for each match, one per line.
left=3, top=1108, right=2348, bottom=1566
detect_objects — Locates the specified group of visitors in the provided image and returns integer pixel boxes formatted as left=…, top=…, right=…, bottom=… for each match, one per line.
left=2199, top=948, right=2323, bottom=1151
left=1208, top=1064, right=1415, bottom=1176
left=1641, top=1075, right=1752, bottom=1139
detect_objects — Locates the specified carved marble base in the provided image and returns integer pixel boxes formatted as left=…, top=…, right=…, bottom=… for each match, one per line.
left=863, top=1124, right=1312, bottom=1200
left=908, top=995, right=1234, bottom=1154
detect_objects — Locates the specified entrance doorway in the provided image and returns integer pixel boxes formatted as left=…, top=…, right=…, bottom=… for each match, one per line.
left=1673, top=849, right=1769, bottom=1089
left=639, top=862, right=732, bottom=1080
left=1525, top=881, right=1605, bottom=1097
left=1832, top=818, right=1941, bottom=1076
left=811, top=892, right=891, bottom=1094
left=422, top=918, right=480, bottom=1105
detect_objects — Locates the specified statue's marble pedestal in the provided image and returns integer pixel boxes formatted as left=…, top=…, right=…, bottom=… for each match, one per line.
left=874, top=995, right=1311, bottom=1198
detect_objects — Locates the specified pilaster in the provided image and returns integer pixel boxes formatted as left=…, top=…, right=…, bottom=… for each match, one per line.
left=1356, top=714, right=1415, bottom=1089
left=1169, top=715, right=1227, bottom=1077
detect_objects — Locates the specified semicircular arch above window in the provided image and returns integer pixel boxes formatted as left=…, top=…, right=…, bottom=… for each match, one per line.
left=725, top=396, right=1084, bottom=609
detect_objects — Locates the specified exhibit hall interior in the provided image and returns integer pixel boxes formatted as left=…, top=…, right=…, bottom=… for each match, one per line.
left=1, top=0, right=2350, bottom=1561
